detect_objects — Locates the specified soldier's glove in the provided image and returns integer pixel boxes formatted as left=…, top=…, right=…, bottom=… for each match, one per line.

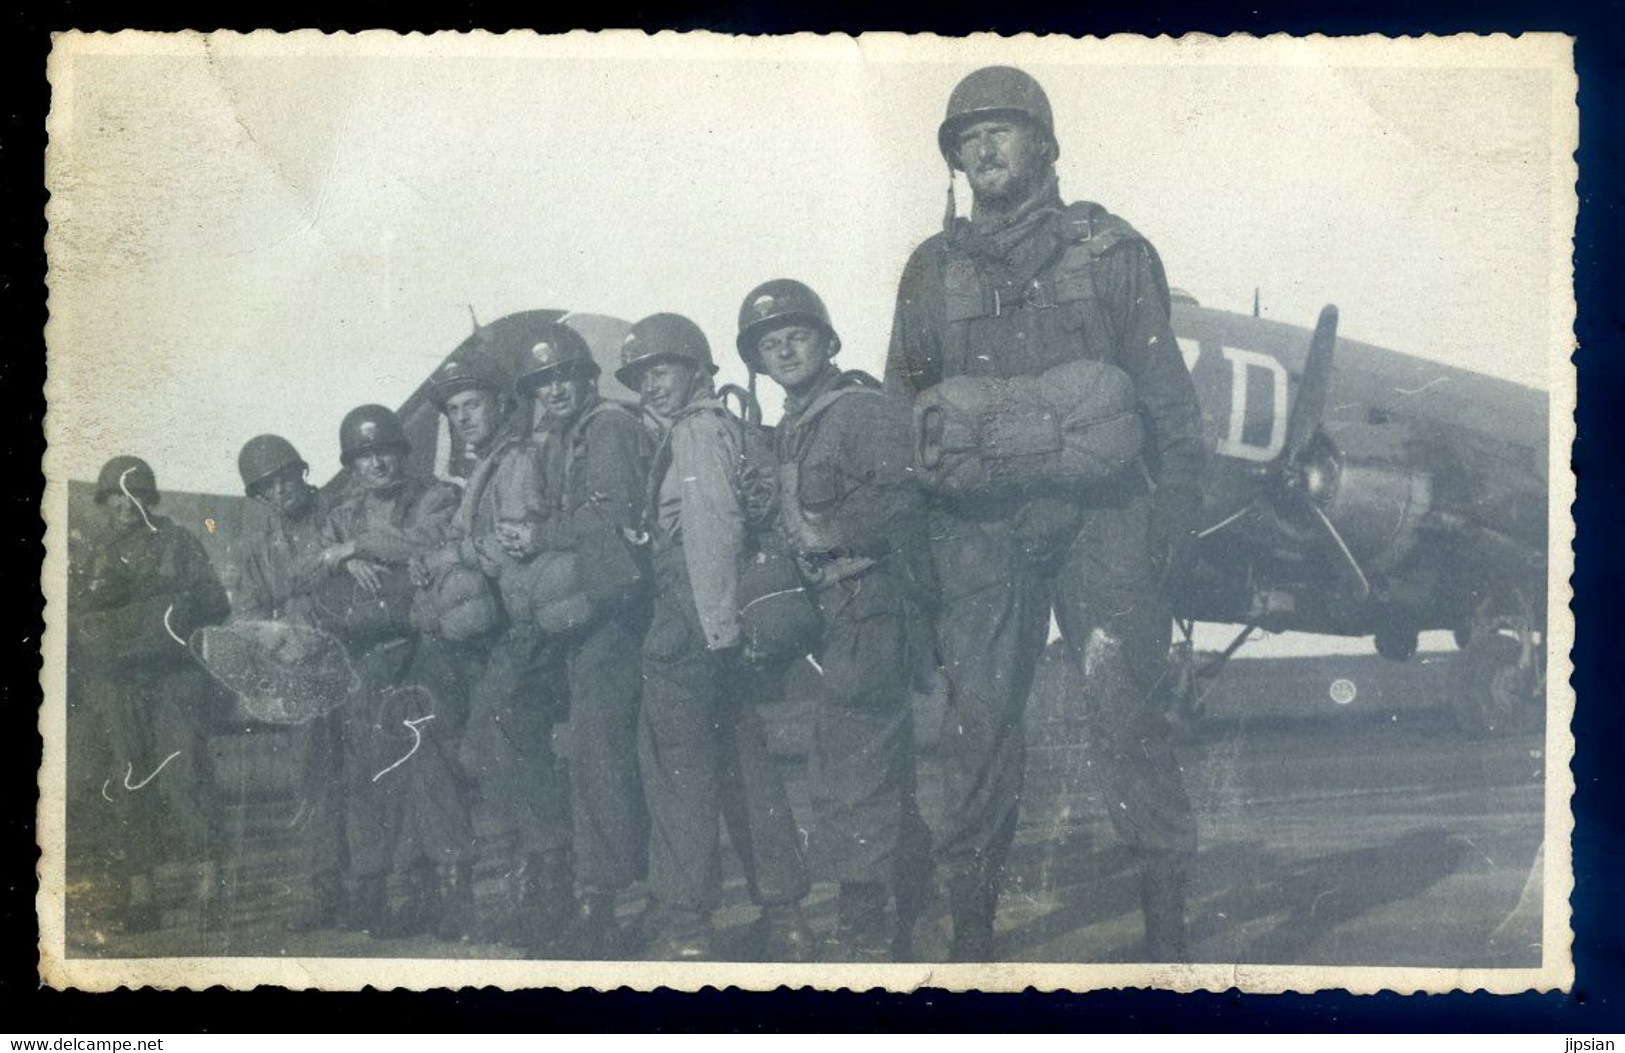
left=418, top=545, right=459, bottom=580
left=345, top=558, right=386, bottom=596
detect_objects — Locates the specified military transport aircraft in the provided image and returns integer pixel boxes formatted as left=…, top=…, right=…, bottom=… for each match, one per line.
left=380, top=297, right=1550, bottom=738
left=1167, top=293, right=1548, bottom=736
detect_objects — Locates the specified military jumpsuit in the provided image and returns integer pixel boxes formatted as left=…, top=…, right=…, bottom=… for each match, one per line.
left=637, top=396, right=810, bottom=931
left=774, top=366, right=936, bottom=939
left=534, top=394, right=652, bottom=897
left=885, top=188, right=1205, bottom=918
left=73, top=515, right=231, bottom=895
left=437, top=428, right=572, bottom=874
left=320, top=477, right=476, bottom=886
left=231, top=490, right=347, bottom=904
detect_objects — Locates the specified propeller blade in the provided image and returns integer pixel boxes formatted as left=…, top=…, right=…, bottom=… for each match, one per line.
left=1303, top=497, right=1371, bottom=599
left=1195, top=500, right=1262, bottom=540
left=1282, top=304, right=1339, bottom=463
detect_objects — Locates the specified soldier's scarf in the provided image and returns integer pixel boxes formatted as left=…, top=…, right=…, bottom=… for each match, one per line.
left=962, top=171, right=1065, bottom=261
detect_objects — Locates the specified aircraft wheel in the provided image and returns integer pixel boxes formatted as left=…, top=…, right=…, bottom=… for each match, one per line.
left=1374, top=623, right=1418, bottom=662
left=1451, top=608, right=1543, bottom=737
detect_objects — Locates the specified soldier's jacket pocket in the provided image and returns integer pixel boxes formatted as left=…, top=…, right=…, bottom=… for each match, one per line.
left=816, top=572, right=901, bottom=624
left=642, top=594, right=701, bottom=662
left=798, top=460, right=859, bottom=513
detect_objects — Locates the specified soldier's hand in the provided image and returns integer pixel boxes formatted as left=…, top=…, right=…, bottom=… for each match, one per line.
left=319, top=541, right=357, bottom=571
left=411, top=546, right=455, bottom=587
left=496, top=521, right=540, bottom=561
left=346, top=559, right=386, bottom=595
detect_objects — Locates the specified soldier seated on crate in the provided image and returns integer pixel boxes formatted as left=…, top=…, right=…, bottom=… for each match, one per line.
left=231, top=433, right=351, bottom=934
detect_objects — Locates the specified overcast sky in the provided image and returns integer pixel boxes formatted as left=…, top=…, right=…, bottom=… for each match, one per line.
left=47, top=32, right=1572, bottom=499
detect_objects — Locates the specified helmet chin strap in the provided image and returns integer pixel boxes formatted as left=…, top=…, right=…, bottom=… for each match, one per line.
left=942, top=161, right=959, bottom=244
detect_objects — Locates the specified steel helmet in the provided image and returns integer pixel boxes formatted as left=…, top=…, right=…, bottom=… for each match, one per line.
left=937, top=65, right=1057, bottom=168
left=615, top=313, right=717, bottom=390
left=428, top=353, right=510, bottom=409
left=94, top=455, right=159, bottom=506
left=735, top=279, right=842, bottom=373
left=338, top=404, right=410, bottom=465
left=238, top=434, right=308, bottom=494
left=515, top=321, right=600, bottom=395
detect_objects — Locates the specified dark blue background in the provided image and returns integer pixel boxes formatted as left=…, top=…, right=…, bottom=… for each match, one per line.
left=5, top=0, right=1619, bottom=1032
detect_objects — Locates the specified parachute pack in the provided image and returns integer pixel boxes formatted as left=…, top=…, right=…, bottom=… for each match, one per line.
left=189, top=620, right=358, bottom=726
left=914, top=356, right=1145, bottom=500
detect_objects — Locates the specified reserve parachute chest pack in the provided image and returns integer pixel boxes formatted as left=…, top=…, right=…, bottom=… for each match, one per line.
left=919, top=200, right=1163, bottom=500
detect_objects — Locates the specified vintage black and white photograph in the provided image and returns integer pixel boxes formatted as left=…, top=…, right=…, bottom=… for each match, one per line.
left=39, top=30, right=1575, bottom=992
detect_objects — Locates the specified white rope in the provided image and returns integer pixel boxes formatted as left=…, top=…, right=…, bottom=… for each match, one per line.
left=162, top=604, right=186, bottom=645
left=124, top=750, right=181, bottom=791
left=118, top=466, right=159, bottom=533
left=372, top=714, right=435, bottom=783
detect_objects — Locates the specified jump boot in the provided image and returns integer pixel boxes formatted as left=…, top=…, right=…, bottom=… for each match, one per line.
left=948, top=877, right=997, bottom=962
left=436, top=860, right=478, bottom=942
left=756, top=900, right=815, bottom=963
left=822, top=882, right=892, bottom=963
left=287, top=871, right=348, bottom=933
left=121, top=872, right=162, bottom=935
left=1139, top=855, right=1190, bottom=962
left=348, top=875, right=390, bottom=936
left=377, top=860, right=441, bottom=939
left=643, top=903, right=714, bottom=962
left=522, top=851, right=577, bottom=958
left=196, top=858, right=231, bottom=933
left=569, top=888, right=622, bottom=960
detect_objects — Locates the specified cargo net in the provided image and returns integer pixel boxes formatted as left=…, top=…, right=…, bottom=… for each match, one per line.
left=189, top=620, right=359, bottom=725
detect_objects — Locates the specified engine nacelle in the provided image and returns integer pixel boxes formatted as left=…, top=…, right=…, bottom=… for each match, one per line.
left=1302, top=424, right=1433, bottom=575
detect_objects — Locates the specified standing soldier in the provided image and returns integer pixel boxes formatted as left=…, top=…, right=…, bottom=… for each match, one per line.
left=616, top=313, right=811, bottom=961
left=412, top=345, right=574, bottom=951
left=232, top=434, right=348, bottom=932
left=73, top=455, right=232, bottom=933
left=885, top=67, right=1206, bottom=960
left=318, top=404, right=477, bottom=939
left=736, top=280, right=937, bottom=962
left=519, top=326, right=652, bottom=958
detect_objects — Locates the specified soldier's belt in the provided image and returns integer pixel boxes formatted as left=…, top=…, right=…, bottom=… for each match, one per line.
left=796, top=548, right=888, bottom=586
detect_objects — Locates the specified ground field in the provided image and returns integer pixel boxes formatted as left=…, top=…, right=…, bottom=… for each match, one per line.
left=59, top=648, right=1546, bottom=968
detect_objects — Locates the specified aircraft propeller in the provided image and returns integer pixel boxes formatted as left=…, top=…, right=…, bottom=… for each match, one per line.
left=1197, top=304, right=1372, bottom=598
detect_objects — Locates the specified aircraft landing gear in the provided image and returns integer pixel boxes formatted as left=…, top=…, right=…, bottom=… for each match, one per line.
left=1374, top=622, right=1419, bottom=662
left=1168, top=619, right=1259, bottom=732
left=1451, top=589, right=1544, bottom=736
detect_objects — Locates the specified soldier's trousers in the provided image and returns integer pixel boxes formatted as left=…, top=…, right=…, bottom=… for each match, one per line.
left=808, top=564, right=932, bottom=895
left=458, top=627, right=572, bottom=864
left=567, top=604, right=650, bottom=892
left=82, top=668, right=224, bottom=879
left=930, top=494, right=1197, bottom=899
left=345, top=637, right=475, bottom=879
left=290, top=710, right=346, bottom=884
left=638, top=548, right=809, bottom=918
